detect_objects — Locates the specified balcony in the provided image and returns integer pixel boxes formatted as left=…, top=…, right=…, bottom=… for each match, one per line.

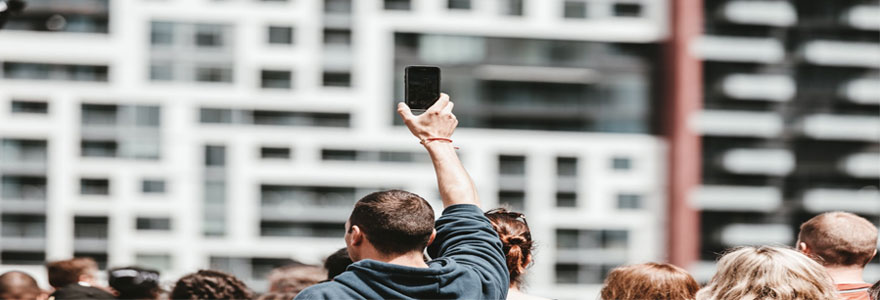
left=690, top=185, right=781, bottom=212
left=0, top=199, right=47, bottom=214
left=721, top=74, right=794, bottom=102
left=838, top=152, right=880, bottom=178
left=719, top=223, right=793, bottom=246
left=260, top=205, right=350, bottom=222
left=839, top=77, right=880, bottom=105
left=692, top=110, right=783, bottom=138
left=720, top=148, right=794, bottom=176
left=719, top=1, right=796, bottom=27
left=799, top=114, right=880, bottom=142
left=803, top=189, right=880, bottom=214
left=693, top=36, right=784, bottom=63
left=0, top=236, right=46, bottom=251
left=843, top=5, right=880, bottom=31
left=801, top=40, right=880, bottom=68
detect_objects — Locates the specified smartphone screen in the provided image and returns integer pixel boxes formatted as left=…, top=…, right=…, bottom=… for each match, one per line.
left=405, top=66, right=440, bottom=112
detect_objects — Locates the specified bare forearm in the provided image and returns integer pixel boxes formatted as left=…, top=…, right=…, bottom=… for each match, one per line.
left=425, top=142, right=480, bottom=208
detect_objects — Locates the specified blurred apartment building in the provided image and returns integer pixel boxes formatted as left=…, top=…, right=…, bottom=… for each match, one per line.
left=686, top=0, right=880, bottom=281
left=0, top=0, right=877, bottom=298
left=0, top=0, right=668, bottom=298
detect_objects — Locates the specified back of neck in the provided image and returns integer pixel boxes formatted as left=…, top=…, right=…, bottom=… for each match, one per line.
left=825, top=265, right=866, bottom=284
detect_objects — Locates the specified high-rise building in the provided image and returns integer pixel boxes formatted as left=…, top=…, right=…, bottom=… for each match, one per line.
left=677, top=0, right=880, bottom=281
left=0, top=0, right=669, bottom=298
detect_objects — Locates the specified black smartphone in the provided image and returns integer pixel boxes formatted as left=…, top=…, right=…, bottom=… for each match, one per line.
left=405, top=66, right=440, bottom=113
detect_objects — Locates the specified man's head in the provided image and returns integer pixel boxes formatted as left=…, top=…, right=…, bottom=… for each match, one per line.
left=324, top=247, right=353, bottom=280
left=797, top=212, right=879, bottom=267
left=46, top=257, right=99, bottom=288
left=0, top=271, right=45, bottom=300
left=345, top=190, right=436, bottom=261
left=171, top=269, right=253, bottom=300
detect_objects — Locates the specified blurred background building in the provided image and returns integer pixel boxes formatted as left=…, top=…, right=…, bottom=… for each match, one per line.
left=0, top=0, right=877, bottom=299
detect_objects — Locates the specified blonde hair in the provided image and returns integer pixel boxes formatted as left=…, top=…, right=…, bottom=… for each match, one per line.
left=600, top=262, right=699, bottom=300
left=696, top=246, right=838, bottom=300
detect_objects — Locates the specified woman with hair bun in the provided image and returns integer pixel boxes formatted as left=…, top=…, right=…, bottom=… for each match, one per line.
left=485, top=208, right=549, bottom=300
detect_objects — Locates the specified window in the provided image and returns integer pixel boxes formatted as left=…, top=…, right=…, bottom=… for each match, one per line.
left=0, top=251, right=45, bottom=265
left=499, top=155, right=526, bottom=175
left=260, top=147, right=291, bottom=159
left=267, top=26, right=293, bottom=44
left=150, top=21, right=174, bottom=45
left=613, top=3, right=642, bottom=17
left=81, top=140, right=118, bottom=157
left=81, top=104, right=117, bottom=125
left=1, top=139, right=47, bottom=163
left=195, top=24, right=224, bottom=47
left=555, top=263, right=617, bottom=284
left=1, top=214, right=46, bottom=238
left=80, top=178, right=110, bottom=196
left=149, top=63, right=173, bottom=81
left=205, top=145, right=226, bottom=167
left=261, top=221, right=345, bottom=237
left=142, top=179, right=166, bottom=194
left=322, top=149, right=357, bottom=161
left=136, top=253, right=172, bottom=272
left=323, top=29, right=352, bottom=45
left=556, top=192, right=577, bottom=207
left=384, top=0, right=410, bottom=10
left=502, top=0, right=524, bottom=16
left=499, top=191, right=525, bottom=211
left=611, top=156, right=631, bottom=170
left=200, top=108, right=234, bottom=123
left=1, top=176, right=47, bottom=200
left=195, top=66, right=233, bottom=83
left=322, top=72, right=351, bottom=87
left=563, top=1, right=587, bottom=19
left=617, top=194, right=642, bottom=209
left=448, top=0, right=471, bottom=9
left=2, top=62, right=109, bottom=82
left=324, top=0, right=352, bottom=13
left=557, top=157, right=578, bottom=177
left=74, top=216, right=108, bottom=239
left=260, top=70, right=292, bottom=89
left=11, top=100, right=48, bottom=114
left=136, top=217, right=171, bottom=231
left=556, top=228, right=628, bottom=250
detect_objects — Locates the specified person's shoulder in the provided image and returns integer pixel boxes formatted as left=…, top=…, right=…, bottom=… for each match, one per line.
left=294, top=281, right=352, bottom=300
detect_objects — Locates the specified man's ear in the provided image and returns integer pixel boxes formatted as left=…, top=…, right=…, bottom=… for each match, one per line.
left=426, top=229, right=437, bottom=247
left=349, top=225, right=364, bottom=246
left=797, top=242, right=810, bottom=254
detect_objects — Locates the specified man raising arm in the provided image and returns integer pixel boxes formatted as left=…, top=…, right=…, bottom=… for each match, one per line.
left=295, top=94, right=508, bottom=300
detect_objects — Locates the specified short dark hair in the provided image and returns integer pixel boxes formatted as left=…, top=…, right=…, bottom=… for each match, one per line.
left=324, top=247, right=353, bottom=280
left=798, top=212, right=879, bottom=267
left=348, top=189, right=435, bottom=255
left=108, top=266, right=161, bottom=300
left=46, top=257, right=98, bottom=288
left=171, top=269, right=253, bottom=300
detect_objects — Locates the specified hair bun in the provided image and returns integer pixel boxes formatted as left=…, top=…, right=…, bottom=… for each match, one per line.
left=505, top=235, right=527, bottom=246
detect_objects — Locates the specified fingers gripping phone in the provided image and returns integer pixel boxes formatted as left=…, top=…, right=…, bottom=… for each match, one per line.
left=405, top=66, right=441, bottom=114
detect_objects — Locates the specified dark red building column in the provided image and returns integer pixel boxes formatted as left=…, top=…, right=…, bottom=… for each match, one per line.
left=665, top=0, right=702, bottom=268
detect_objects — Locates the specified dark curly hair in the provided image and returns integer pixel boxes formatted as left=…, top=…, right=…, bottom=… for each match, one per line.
left=485, top=208, right=534, bottom=288
left=170, top=269, right=253, bottom=300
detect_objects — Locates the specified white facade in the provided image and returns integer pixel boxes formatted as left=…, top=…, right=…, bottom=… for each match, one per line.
left=0, top=0, right=668, bottom=299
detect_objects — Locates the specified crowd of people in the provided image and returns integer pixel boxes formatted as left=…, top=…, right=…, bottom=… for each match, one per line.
left=1, top=95, right=879, bottom=300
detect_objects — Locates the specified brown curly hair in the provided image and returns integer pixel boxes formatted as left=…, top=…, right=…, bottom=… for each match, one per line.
left=485, top=208, right=534, bottom=288
left=170, top=269, right=254, bottom=300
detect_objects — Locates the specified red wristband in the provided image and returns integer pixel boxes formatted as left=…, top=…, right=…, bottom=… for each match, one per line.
left=420, top=137, right=459, bottom=149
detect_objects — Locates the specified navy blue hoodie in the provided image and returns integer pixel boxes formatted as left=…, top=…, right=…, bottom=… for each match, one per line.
left=295, top=204, right=510, bottom=300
